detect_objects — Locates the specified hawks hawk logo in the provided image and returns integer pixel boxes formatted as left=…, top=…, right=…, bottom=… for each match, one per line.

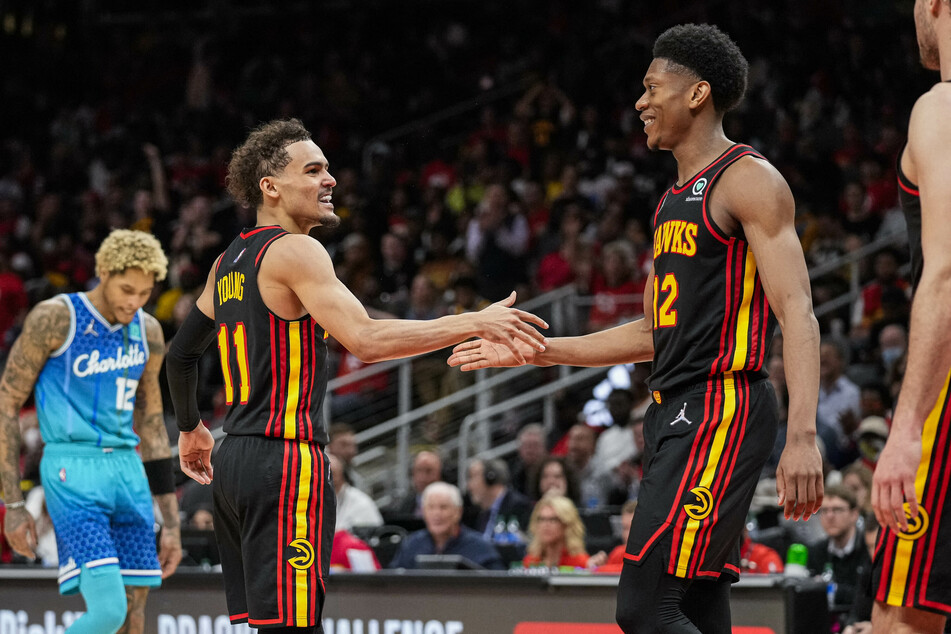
left=896, top=504, right=929, bottom=541
left=286, top=538, right=315, bottom=569
left=683, top=486, right=713, bottom=521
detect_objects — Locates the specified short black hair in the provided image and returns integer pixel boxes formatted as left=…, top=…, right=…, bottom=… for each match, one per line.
left=653, top=23, right=748, bottom=113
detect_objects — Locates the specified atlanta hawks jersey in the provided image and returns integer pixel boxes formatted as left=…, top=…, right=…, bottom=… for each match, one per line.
left=214, top=225, right=330, bottom=444
left=898, top=155, right=923, bottom=289
left=649, top=144, right=776, bottom=392
left=35, top=293, right=150, bottom=448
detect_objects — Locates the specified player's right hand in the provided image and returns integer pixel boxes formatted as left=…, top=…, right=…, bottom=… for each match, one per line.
left=179, top=422, right=215, bottom=485
left=3, top=507, right=38, bottom=560
left=471, top=291, right=548, bottom=364
left=448, top=338, right=534, bottom=371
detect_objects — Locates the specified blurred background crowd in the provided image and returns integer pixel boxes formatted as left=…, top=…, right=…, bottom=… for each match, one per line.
left=0, top=0, right=932, bottom=630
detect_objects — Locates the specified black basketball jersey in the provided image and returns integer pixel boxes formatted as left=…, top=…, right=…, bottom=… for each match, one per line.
left=898, top=150, right=923, bottom=290
left=649, top=144, right=777, bottom=392
left=214, top=225, right=329, bottom=444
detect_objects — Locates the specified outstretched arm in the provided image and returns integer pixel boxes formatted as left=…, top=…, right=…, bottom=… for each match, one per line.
left=720, top=157, right=823, bottom=522
left=134, top=314, right=182, bottom=578
left=0, top=299, right=70, bottom=558
left=872, top=87, right=951, bottom=533
left=448, top=267, right=656, bottom=370
left=266, top=235, right=549, bottom=363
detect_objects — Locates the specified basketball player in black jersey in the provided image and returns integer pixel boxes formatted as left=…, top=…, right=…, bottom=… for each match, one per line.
left=870, top=2, right=951, bottom=632
left=164, top=119, right=548, bottom=633
left=449, top=24, right=824, bottom=633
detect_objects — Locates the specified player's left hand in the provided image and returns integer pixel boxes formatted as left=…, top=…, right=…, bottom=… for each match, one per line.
left=179, top=422, right=215, bottom=484
left=158, top=525, right=183, bottom=578
left=775, top=436, right=824, bottom=521
left=447, top=338, right=534, bottom=371
left=871, top=429, right=921, bottom=534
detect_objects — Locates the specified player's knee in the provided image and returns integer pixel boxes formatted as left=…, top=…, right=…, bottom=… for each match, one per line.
left=76, top=565, right=128, bottom=633
left=616, top=593, right=657, bottom=633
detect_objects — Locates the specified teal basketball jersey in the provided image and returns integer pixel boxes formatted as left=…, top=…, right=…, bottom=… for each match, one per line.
left=35, top=293, right=149, bottom=448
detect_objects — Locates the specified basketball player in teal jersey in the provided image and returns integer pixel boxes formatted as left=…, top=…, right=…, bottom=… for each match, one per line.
left=449, top=24, right=824, bottom=633
left=870, top=2, right=951, bottom=632
left=0, top=230, right=181, bottom=633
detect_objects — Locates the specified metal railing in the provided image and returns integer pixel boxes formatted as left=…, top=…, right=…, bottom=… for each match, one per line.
left=809, top=230, right=909, bottom=319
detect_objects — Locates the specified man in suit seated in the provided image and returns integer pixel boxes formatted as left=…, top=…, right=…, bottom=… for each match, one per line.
left=388, top=482, right=504, bottom=570
left=464, top=458, right=534, bottom=543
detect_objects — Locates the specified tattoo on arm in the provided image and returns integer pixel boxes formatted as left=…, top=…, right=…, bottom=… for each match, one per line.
left=0, top=300, right=69, bottom=499
left=134, top=314, right=170, bottom=462
left=155, top=492, right=180, bottom=530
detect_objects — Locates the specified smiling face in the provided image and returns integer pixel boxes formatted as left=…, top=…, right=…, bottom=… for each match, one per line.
left=268, top=139, right=339, bottom=230
left=636, top=59, right=702, bottom=151
left=422, top=489, right=462, bottom=542
left=533, top=502, right=567, bottom=548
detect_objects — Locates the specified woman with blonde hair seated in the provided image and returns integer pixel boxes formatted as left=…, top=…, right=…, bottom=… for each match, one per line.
left=523, top=493, right=606, bottom=570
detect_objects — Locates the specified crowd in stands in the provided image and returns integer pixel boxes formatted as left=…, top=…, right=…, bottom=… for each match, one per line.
left=0, top=0, right=934, bottom=630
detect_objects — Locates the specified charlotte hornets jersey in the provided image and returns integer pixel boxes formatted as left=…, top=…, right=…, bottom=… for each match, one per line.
left=214, top=226, right=330, bottom=444
left=649, top=144, right=776, bottom=392
left=35, top=293, right=150, bottom=448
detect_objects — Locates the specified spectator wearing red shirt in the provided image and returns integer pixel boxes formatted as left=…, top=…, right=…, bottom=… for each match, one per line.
left=597, top=500, right=638, bottom=574
left=0, top=253, right=28, bottom=352
left=739, top=525, right=784, bottom=574
left=330, top=530, right=381, bottom=572
left=587, top=240, right=642, bottom=333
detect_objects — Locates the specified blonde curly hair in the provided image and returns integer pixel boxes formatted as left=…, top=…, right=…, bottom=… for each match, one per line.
left=526, top=493, right=587, bottom=558
left=95, top=229, right=168, bottom=282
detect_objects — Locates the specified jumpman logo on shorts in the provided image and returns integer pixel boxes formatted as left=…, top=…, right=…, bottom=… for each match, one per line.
left=670, top=402, right=693, bottom=426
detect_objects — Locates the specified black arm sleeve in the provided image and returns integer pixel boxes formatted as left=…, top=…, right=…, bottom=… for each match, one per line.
left=166, top=305, right=217, bottom=432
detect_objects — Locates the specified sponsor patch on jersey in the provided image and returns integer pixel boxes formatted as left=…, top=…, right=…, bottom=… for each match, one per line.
left=129, top=322, right=141, bottom=342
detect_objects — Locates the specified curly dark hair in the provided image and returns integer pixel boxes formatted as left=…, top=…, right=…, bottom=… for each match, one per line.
left=653, top=23, right=748, bottom=113
left=226, top=118, right=312, bottom=208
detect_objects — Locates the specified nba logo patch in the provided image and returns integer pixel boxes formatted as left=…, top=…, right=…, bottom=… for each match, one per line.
left=129, top=323, right=142, bottom=342
left=59, top=468, right=66, bottom=482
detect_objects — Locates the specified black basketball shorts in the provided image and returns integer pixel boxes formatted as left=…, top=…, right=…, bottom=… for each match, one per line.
left=213, top=434, right=335, bottom=629
left=624, top=373, right=778, bottom=581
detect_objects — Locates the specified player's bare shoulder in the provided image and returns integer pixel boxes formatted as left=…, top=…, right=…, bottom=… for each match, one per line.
left=22, top=296, right=73, bottom=354
left=260, top=232, right=334, bottom=282
left=140, top=312, right=166, bottom=358
left=712, top=152, right=793, bottom=231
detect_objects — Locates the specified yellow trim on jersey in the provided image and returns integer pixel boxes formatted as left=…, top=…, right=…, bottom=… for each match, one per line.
left=294, top=442, right=313, bottom=625
left=886, top=370, right=951, bottom=604
left=282, top=322, right=303, bottom=439
left=675, top=374, right=738, bottom=576
left=729, top=249, right=757, bottom=371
